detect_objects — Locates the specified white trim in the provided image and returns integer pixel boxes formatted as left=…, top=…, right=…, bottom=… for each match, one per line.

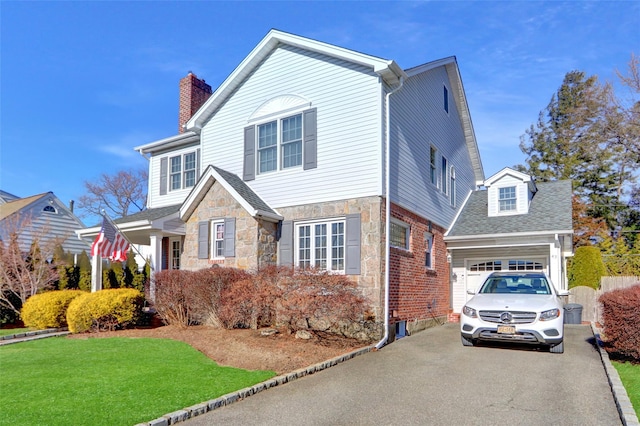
left=294, top=217, right=347, bottom=273
left=134, top=132, right=200, bottom=155
left=444, top=229, right=573, bottom=242
left=185, top=29, right=407, bottom=133
left=444, top=189, right=473, bottom=237
left=180, top=166, right=283, bottom=223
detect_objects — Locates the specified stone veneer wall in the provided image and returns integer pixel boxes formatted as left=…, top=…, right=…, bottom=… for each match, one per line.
left=275, top=196, right=385, bottom=318
left=181, top=181, right=278, bottom=271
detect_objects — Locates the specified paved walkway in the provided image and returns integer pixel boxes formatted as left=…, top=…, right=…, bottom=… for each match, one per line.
left=181, top=324, right=624, bottom=426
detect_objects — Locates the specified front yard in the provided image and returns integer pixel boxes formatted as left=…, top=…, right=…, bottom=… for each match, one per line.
left=613, top=361, right=640, bottom=418
left=0, top=336, right=274, bottom=425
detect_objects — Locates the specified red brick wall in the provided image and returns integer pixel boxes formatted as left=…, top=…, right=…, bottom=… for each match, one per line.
left=386, top=204, right=449, bottom=325
left=178, top=72, right=212, bottom=133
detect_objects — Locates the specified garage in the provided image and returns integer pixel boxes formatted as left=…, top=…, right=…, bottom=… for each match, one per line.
left=444, top=168, right=573, bottom=315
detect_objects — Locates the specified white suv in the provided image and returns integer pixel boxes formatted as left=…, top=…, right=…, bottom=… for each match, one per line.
left=460, top=272, right=567, bottom=354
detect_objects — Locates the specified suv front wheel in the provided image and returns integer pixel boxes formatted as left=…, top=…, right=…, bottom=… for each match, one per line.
left=550, top=341, right=564, bottom=354
left=461, top=335, right=474, bottom=347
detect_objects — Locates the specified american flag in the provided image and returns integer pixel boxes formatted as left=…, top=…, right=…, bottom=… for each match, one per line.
left=91, top=217, right=130, bottom=262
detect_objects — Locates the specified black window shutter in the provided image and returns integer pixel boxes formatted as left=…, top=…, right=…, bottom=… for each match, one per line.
left=345, top=213, right=361, bottom=275
left=198, top=221, right=209, bottom=259
left=223, top=217, right=236, bottom=257
left=160, top=157, right=168, bottom=195
left=303, top=108, right=317, bottom=170
left=243, top=126, right=256, bottom=181
left=278, top=220, right=293, bottom=266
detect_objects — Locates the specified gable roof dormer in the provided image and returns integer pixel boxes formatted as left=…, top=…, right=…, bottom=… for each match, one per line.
left=484, top=167, right=537, bottom=217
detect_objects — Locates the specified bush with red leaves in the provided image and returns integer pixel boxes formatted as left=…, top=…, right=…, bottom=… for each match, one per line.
left=154, top=268, right=249, bottom=328
left=599, top=284, right=640, bottom=362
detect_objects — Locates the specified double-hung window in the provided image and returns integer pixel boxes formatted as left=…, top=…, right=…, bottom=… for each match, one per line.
left=450, top=166, right=456, bottom=207
left=441, top=156, right=448, bottom=194
left=425, top=232, right=434, bottom=269
left=211, top=220, right=225, bottom=258
left=296, top=220, right=345, bottom=272
left=499, top=186, right=517, bottom=212
left=169, top=151, right=197, bottom=191
left=429, top=146, right=437, bottom=185
left=258, top=113, right=303, bottom=174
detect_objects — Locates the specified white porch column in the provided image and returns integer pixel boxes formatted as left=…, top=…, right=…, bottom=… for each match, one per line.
left=148, top=233, right=163, bottom=302
left=91, top=255, right=102, bottom=292
left=549, top=241, right=563, bottom=291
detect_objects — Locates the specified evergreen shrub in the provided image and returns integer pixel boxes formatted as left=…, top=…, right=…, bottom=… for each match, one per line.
left=66, top=288, right=144, bottom=333
left=599, top=284, right=640, bottom=361
left=21, top=290, right=85, bottom=329
left=568, top=246, right=606, bottom=289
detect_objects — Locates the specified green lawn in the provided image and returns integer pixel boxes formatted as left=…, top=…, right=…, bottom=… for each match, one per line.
left=0, top=336, right=275, bottom=425
left=0, top=327, right=28, bottom=337
left=614, top=361, right=640, bottom=418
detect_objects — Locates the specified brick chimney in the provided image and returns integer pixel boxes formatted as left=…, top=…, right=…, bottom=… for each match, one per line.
left=178, top=72, right=212, bottom=133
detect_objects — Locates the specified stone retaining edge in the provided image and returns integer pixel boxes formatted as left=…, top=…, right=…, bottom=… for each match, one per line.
left=135, top=345, right=375, bottom=426
left=591, top=322, right=640, bottom=426
left=0, top=328, right=70, bottom=346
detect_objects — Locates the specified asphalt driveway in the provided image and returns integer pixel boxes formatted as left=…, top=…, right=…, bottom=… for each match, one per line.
left=184, top=324, right=621, bottom=425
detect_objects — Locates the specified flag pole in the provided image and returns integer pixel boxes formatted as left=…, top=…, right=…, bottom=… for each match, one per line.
left=100, top=209, right=153, bottom=271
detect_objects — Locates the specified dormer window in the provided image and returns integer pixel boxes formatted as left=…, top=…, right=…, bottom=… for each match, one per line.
left=499, top=186, right=517, bottom=212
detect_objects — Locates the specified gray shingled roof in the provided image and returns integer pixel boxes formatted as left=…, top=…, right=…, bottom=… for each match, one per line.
left=212, top=166, right=278, bottom=216
left=447, top=180, right=572, bottom=237
left=113, top=204, right=181, bottom=224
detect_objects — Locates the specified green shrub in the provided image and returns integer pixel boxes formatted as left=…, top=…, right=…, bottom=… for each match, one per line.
left=66, top=288, right=144, bottom=333
left=21, top=290, right=85, bottom=329
left=568, top=245, right=606, bottom=289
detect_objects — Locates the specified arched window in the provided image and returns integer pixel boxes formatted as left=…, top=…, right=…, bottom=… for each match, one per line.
left=43, top=205, right=57, bottom=213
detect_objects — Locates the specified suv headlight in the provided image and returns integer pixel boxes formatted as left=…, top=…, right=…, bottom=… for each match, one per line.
left=462, top=305, right=477, bottom=318
left=540, top=308, right=560, bottom=321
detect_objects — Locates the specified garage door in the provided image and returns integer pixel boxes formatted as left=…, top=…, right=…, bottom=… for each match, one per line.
left=464, top=259, right=546, bottom=300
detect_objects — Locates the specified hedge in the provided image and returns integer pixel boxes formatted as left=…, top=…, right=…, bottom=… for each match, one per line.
left=66, top=288, right=144, bottom=333
left=21, top=290, right=86, bottom=329
left=599, top=284, right=640, bottom=361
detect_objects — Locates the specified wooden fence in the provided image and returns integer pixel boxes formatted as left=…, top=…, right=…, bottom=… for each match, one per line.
left=568, top=276, right=639, bottom=324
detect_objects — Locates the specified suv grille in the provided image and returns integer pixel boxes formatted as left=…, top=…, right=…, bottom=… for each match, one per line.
left=479, top=310, right=537, bottom=324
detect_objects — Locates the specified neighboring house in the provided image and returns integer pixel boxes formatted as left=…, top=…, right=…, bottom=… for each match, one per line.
left=78, top=29, right=485, bottom=341
left=0, top=191, right=91, bottom=256
left=444, top=167, right=574, bottom=316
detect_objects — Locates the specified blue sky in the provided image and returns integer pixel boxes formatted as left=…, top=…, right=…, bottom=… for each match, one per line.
left=1, top=1, right=638, bottom=221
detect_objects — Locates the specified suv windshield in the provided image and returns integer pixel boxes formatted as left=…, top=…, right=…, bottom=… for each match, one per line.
left=479, top=275, right=551, bottom=295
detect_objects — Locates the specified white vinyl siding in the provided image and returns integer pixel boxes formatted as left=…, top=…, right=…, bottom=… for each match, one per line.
left=199, top=45, right=382, bottom=209
left=487, top=174, right=530, bottom=217
left=148, top=145, right=199, bottom=208
left=390, top=65, right=476, bottom=228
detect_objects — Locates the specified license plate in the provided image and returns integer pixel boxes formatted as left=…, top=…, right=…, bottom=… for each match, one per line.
left=497, top=325, right=516, bottom=334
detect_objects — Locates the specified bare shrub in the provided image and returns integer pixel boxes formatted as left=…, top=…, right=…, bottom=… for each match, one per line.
left=217, top=266, right=288, bottom=329
left=277, top=269, right=368, bottom=336
left=154, top=270, right=194, bottom=328
left=189, top=267, right=250, bottom=327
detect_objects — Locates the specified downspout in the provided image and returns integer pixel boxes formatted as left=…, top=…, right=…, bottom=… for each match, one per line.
left=376, top=76, right=404, bottom=350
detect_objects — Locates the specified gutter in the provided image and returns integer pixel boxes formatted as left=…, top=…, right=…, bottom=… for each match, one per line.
left=376, top=77, right=404, bottom=350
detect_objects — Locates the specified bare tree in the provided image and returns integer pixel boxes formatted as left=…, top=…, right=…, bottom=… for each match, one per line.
left=77, top=169, right=147, bottom=219
left=0, top=215, right=60, bottom=316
